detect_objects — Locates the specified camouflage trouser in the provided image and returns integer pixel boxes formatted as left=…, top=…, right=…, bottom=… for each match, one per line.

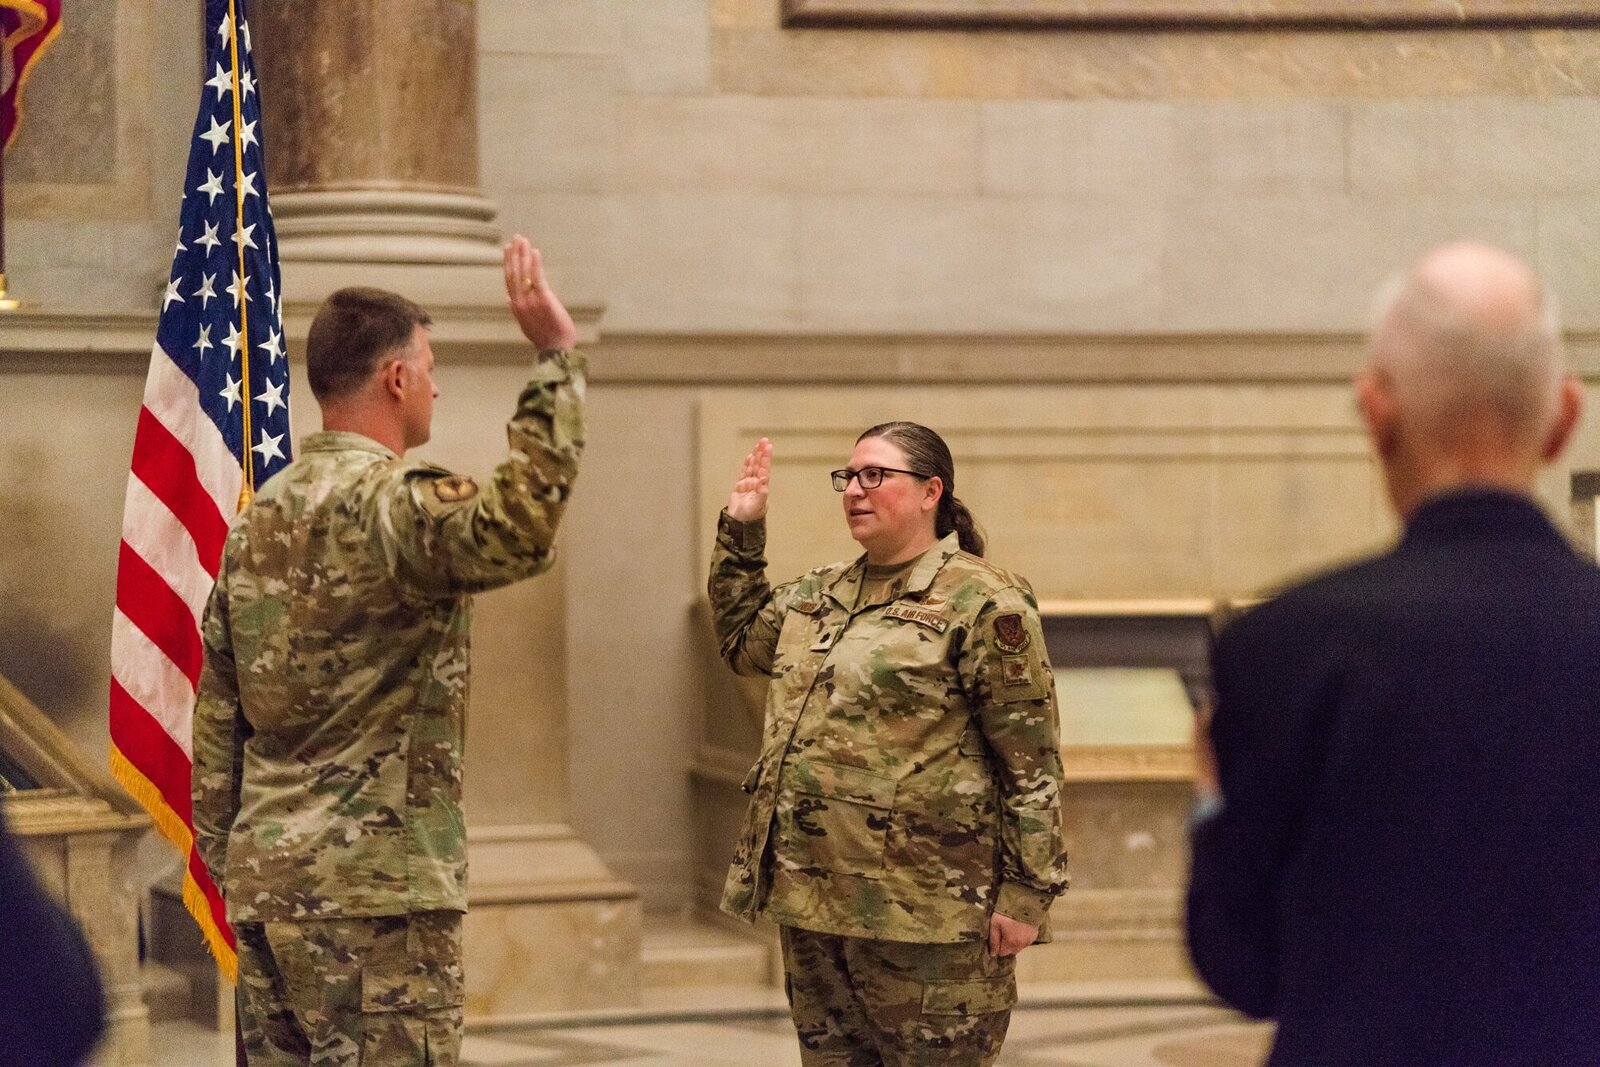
left=234, top=910, right=464, bottom=1067
left=779, top=925, right=1017, bottom=1067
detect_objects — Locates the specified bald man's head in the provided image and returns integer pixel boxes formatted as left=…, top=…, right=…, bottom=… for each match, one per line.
left=1369, top=242, right=1564, bottom=454
left=1358, top=242, right=1582, bottom=518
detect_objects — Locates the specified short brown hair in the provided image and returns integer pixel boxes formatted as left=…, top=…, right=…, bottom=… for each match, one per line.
left=306, top=287, right=432, bottom=401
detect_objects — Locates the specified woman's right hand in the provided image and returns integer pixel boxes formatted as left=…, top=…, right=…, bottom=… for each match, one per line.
left=728, top=437, right=772, bottom=522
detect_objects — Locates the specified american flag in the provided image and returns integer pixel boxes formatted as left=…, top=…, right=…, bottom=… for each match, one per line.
left=108, top=0, right=289, bottom=977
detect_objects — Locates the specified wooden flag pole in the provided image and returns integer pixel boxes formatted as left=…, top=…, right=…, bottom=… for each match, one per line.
left=235, top=989, right=247, bottom=1067
left=227, top=0, right=255, bottom=508
left=0, top=137, right=14, bottom=310
left=223, top=6, right=252, bottom=1064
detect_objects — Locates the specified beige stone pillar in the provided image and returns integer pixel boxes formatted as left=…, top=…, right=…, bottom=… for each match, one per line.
left=253, top=0, right=600, bottom=346
left=253, top=0, right=637, bottom=1018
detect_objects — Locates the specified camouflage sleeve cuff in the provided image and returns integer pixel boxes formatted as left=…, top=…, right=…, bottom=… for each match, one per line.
left=718, top=509, right=767, bottom=556
left=529, top=346, right=587, bottom=382
left=995, top=881, right=1057, bottom=928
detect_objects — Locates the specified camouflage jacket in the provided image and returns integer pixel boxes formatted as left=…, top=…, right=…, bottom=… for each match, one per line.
left=192, top=349, right=586, bottom=923
left=710, top=511, right=1069, bottom=943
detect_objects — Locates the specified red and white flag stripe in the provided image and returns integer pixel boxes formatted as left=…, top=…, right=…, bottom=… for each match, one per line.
left=109, top=343, right=243, bottom=973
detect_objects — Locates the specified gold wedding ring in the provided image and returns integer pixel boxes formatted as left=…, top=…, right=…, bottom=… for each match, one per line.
left=521, top=277, right=535, bottom=292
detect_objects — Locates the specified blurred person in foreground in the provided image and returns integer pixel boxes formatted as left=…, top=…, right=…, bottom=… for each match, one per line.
left=0, top=800, right=105, bottom=1066
left=1187, top=241, right=1600, bottom=1066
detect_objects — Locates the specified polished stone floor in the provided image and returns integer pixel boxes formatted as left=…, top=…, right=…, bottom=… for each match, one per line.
left=148, top=1003, right=1274, bottom=1066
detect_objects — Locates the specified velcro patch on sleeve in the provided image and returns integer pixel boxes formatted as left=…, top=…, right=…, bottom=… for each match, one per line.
left=993, top=612, right=1029, bottom=653
left=996, top=653, right=1049, bottom=703
left=431, top=475, right=479, bottom=503
left=414, top=472, right=481, bottom=520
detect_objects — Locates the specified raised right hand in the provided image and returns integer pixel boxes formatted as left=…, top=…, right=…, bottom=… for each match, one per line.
left=504, top=234, right=578, bottom=351
left=728, top=438, right=771, bottom=522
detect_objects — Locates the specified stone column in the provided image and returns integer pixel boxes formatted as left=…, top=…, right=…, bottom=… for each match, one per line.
left=253, top=0, right=637, bottom=1018
left=253, top=0, right=600, bottom=345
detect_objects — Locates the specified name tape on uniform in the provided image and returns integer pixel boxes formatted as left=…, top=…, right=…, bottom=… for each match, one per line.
left=883, top=603, right=950, bottom=633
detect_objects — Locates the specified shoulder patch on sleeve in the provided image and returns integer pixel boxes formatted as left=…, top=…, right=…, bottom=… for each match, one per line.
left=995, top=654, right=1049, bottom=703
left=431, top=475, right=479, bottom=503
left=1001, top=655, right=1032, bottom=688
left=407, top=468, right=480, bottom=520
left=994, top=612, right=1029, bottom=654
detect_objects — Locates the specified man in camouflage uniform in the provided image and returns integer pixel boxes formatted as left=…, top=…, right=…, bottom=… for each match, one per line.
left=710, top=431, right=1069, bottom=1066
left=192, top=236, right=584, bottom=1067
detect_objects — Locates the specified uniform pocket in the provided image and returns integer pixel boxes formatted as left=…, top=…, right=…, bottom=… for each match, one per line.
left=358, top=1009, right=461, bottom=1065
left=360, top=912, right=464, bottom=1013
left=782, top=758, right=896, bottom=878
left=921, top=975, right=1017, bottom=1015
left=776, top=601, right=825, bottom=655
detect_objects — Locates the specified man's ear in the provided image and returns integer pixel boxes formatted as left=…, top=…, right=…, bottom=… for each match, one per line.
left=1355, top=368, right=1398, bottom=462
left=1542, top=375, right=1584, bottom=463
left=381, top=358, right=407, bottom=401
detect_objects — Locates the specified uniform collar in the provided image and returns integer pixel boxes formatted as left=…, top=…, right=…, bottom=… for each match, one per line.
left=299, top=430, right=398, bottom=460
left=822, top=532, right=962, bottom=611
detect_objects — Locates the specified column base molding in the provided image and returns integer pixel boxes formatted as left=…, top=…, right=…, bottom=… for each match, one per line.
left=272, top=188, right=605, bottom=353
left=272, top=188, right=503, bottom=265
left=464, top=823, right=642, bottom=1019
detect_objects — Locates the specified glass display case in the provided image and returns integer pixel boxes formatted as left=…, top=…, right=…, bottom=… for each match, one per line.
left=1042, top=599, right=1218, bottom=782
left=1020, top=599, right=1238, bottom=987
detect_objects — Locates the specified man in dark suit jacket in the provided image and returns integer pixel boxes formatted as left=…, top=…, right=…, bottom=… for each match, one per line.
left=1187, top=242, right=1599, bottom=1066
left=0, top=801, right=106, bottom=1066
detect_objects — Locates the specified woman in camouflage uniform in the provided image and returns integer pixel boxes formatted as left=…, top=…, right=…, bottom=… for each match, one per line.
left=709, top=422, right=1069, bottom=1067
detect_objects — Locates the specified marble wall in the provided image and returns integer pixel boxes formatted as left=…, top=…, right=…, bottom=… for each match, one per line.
left=9, top=0, right=1600, bottom=928
left=482, top=0, right=1600, bottom=334
left=502, top=0, right=1600, bottom=911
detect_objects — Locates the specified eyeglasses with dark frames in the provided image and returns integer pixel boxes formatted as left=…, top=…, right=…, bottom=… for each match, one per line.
left=830, top=466, right=931, bottom=492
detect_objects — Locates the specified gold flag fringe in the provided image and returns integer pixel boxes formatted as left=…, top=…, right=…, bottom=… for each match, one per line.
left=109, top=745, right=238, bottom=982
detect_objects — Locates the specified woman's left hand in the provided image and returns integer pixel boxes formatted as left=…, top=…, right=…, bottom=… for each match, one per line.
left=988, top=912, right=1039, bottom=957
